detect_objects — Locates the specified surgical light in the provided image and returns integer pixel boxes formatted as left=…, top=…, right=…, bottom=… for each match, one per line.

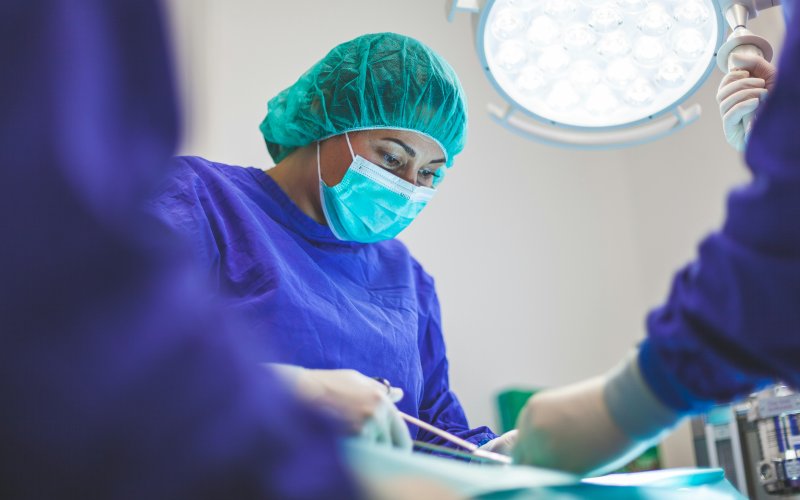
left=446, top=0, right=782, bottom=149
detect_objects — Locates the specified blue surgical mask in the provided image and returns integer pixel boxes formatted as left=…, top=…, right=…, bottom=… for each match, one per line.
left=785, top=0, right=795, bottom=25
left=317, top=132, right=436, bottom=243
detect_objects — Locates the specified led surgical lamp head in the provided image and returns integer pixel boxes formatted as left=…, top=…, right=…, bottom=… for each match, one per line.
left=447, top=0, right=786, bottom=150
left=716, top=0, right=780, bottom=73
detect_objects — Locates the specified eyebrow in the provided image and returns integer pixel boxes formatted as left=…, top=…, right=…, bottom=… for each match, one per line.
left=382, top=137, right=446, bottom=165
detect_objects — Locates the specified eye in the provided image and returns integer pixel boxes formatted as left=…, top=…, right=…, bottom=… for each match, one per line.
left=382, top=152, right=402, bottom=169
left=418, top=168, right=442, bottom=187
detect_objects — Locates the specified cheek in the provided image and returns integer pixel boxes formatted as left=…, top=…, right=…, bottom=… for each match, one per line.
left=321, top=150, right=353, bottom=187
left=415, top=172, right=433, bottom=188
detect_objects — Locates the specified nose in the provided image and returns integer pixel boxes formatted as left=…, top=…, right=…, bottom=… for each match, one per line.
left=394, top=166, right=418, bottom=186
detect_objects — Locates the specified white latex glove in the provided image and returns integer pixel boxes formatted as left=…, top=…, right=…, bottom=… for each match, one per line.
left=717, top=52, right=778, bottom=151
left=478, top=430, right=518, bottom=457
left=512, top=350, right=683, bottom=476
left=270, top=365, right=412, bottom=451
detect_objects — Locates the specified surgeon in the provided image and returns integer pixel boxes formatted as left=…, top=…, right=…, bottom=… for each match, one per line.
left=149, top=33, right=499, bottom=451
left=504, top=1, right=800, bottom=475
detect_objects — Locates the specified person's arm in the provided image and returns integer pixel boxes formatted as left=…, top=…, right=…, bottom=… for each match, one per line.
left=640, top=8, right=800, bottom=414
left=512, top=12, right=800, bottom=475
left=415, top=270, right=498, bottom=448
left=512, top=350, right=682, bottom=475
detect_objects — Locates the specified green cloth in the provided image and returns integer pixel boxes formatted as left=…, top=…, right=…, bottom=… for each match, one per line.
left=259, top=32, right=467, bottom=166
left=497, top=388, right=541, bottom=433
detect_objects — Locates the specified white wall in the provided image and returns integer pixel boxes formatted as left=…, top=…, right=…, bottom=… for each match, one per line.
left=164, top=0, right=785, bottom=462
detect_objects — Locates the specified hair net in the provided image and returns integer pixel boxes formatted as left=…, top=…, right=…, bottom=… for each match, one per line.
left=259, top=32, right=467, bottom=167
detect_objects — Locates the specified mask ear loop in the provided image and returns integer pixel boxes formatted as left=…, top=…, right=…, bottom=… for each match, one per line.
left=344, top=131, right=356, bottom=160
left=316, top=140, right=326, bottom=186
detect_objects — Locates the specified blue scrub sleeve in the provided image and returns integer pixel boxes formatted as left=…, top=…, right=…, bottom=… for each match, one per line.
left=415, top=272, right=498, bottom=448
left=148, top=156, right=224, bottom=276
left=0, top=2, right=359, bottom=498
left=638, top=11, right=800, bottom=413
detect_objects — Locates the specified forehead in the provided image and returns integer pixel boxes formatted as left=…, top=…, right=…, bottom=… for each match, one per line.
left=359, top=129, right=445, bottom=159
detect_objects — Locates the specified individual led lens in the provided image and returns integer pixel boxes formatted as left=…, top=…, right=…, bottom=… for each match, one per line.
left=564, top=24, right=598, bottom=50
left=589, top=4, right=624, bottom=32
left=625, top=78, right=656, bottom=106
left=544, top=0, right=579, bottom=19
left=632, top=36, right=664, bottom=66
left=491, top=8, right=526, bottom=40
left=586, top=84, right=619, bottom=113
left=516, top=65, right=548, bottom=93
left=637, top=6, right=672, bottom=35
left=674, top=1, right=710, bottom=26
left=656, top=59, right=687, bottom=87
left=547, top=82, right=581, bottom=110
left=582, top=0, right=610, bottom=7
left=538, top=46, right=571, bottom=73
left=597, top=30, right=631, bottom=56
left=605, top=58, right=639, bottom=88
left=569, top=59, right=602, bottom=92
left=673, top=28, right=706, bottom=59
left=616, top=0, right=649, bottom=13
left=527, top=15, right=561, bottom=46
left=496, top=41, right=527, bottom=71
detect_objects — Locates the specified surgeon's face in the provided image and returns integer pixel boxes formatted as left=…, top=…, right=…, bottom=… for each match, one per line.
left=321, top=129, right=447, bottom=188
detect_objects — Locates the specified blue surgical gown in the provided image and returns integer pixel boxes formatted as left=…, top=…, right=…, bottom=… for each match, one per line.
left=639, top=9, right=800, bottom=413
left=149, top=156, right=497, bottom=447
left=0, top=1, right=359, bottom=498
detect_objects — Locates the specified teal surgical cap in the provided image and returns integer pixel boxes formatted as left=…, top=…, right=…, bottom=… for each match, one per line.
left=259, top=32, right=467, bottom=167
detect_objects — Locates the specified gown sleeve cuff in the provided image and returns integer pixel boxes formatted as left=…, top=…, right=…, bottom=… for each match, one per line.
left=603, top=348, right=685, bottom=441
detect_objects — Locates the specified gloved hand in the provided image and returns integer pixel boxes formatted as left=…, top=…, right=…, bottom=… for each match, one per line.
left=478, top=429, right=518, bottom=457
left=270, top=365, right=413, bottom=451
left=716, top=52, right=777, bottom=151
left=512, top=351, right=682, bottom=476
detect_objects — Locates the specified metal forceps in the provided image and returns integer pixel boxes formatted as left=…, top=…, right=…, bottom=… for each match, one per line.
left=399, top=412, right=512, bottom=465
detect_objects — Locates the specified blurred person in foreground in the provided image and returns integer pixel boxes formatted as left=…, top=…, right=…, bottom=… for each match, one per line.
left=0, top=1, right=367, bottom=498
